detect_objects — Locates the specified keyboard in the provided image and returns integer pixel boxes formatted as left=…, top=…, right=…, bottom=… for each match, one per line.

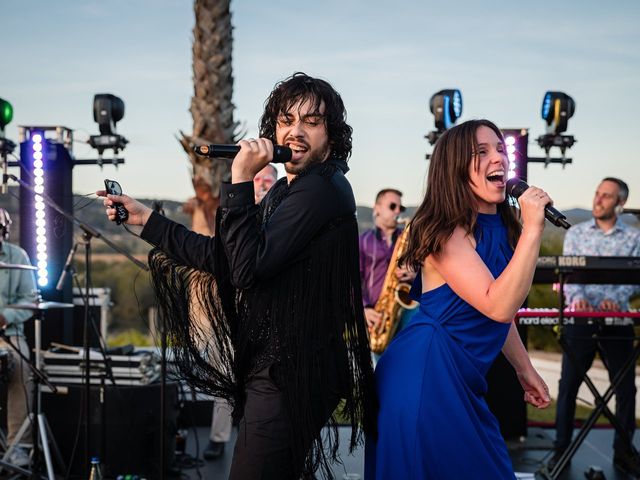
left=533, top=256, right=640, bottom=284
left=515, top=308, right=640, bottom=326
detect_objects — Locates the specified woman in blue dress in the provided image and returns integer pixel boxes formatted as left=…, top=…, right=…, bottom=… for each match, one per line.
left=365, top=119, right=551, bottom=479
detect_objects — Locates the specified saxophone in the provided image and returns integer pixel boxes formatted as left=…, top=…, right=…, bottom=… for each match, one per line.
left=369, top=220, right=418, bottom=354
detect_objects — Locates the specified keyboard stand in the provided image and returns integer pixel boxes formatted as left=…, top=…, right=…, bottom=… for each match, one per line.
left=539, top=271, right=640, bottom=479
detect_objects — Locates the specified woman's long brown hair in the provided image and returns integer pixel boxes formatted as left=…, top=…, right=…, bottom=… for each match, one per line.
left=399, top=119, right=522, bottom=271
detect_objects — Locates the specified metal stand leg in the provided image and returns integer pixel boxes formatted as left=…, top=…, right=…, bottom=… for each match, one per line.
left=36, top=414, right=53, bottom=480
left=0, top=317, right=65, bottom=479
left=0, top=413, right=50, bottom=480
left=539, top=275, right=640, bottom=479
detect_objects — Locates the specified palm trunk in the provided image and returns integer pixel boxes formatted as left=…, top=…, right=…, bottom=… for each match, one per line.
left=180, top=0, right=241, bottom=235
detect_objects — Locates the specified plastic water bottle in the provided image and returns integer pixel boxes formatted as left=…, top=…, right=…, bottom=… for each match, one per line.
left=89, top=457, right=103, bottom=480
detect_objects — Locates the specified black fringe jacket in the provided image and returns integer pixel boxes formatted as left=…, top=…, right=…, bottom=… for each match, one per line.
left=142, top=158, right=377, bottom=478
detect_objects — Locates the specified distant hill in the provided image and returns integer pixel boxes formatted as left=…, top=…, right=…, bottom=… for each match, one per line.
left=1, top=186, right=637, bottom=258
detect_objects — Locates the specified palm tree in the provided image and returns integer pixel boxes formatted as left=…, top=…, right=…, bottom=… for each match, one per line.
left=179, top=0, right=241, bottom=235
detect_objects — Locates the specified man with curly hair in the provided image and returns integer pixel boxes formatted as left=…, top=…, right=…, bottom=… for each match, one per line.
left=100, top=73, right=376, bottom=480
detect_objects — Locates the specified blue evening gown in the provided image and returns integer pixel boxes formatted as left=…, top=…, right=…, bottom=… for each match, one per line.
left=365, top=212, right=517, bottom=479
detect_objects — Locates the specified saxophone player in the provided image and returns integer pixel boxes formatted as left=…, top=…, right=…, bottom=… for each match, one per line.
left=359, top=189, right=416, bottom=357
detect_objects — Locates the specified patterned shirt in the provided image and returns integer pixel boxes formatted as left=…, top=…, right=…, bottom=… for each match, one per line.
left=563, top=218, right=640, bottom=309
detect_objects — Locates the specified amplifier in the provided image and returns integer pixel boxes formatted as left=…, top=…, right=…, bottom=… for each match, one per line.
left=42, top=382, right=178, bottom=478
left=41, top=348, right=160, bottom=386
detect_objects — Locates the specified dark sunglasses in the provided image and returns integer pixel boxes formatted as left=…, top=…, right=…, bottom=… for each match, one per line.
left=389, top=202, right=406, bottom=213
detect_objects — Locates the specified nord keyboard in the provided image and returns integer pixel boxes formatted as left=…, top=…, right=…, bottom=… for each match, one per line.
left=515, top=308, right=640, bottom=326
left=533, top=256, right=640, bottom=284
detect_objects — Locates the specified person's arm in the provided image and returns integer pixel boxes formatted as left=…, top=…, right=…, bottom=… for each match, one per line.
left=141, top=212, right=219, bottom=272
left=357, top=231, right=384, bottom=332
left=219, top=173, right=348, bottom=288
left=359, top=233, right=367, bottom=303
left=427, top=186, right=549, bottom=323
left=1, top=249, right=37, bottom=328
left=562, top=226, right=590, bottom=310
left=502, top=322, right=550, bottom=408
left=98, top=190, right=219, bottom=272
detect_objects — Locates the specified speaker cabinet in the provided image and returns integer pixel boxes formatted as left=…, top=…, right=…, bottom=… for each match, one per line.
left=42, top=382, right=178, bottom=478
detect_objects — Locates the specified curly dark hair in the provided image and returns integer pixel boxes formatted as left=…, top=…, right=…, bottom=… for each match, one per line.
left=259, top=72, right=353, bottom=160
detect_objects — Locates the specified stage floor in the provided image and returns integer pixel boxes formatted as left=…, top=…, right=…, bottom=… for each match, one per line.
left=179, top=425, right=640, bottom=479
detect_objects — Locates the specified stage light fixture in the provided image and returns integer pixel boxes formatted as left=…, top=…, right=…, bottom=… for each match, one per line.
left=30, top=131, right=49, bottom=287
left=0, top=97, right=16, bottom=159
left=541, top=91, right=575, bottom=135
left=93, top=94, right=124, bottom=135
left=537, top=91, right=576, bottom=166
left=431, top=89, right=463, bottom=131
left=0, top=98, right=13, bottom=133
left=425, top=89, right=463, bottom=146
left=88, top=93, right=129, bottom=155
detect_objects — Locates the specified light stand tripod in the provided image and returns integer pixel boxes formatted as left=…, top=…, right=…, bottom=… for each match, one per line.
left=74, top=224, right=120, bottom=475
left=0, top=303, right=69, bottom=480
left=7, top=173, right=148, bottom=478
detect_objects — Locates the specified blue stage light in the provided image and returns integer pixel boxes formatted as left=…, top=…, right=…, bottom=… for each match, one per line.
left=540, top=91, right=575, bottom=135
left=430, top=89, right=463, bottom=132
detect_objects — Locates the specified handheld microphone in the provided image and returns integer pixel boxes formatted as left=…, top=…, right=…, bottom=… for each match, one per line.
left=506, top=178, right=571, bottom=230
left=194, top=144, right=292, bottom=164
left=56, top=243, right=78, bottom=291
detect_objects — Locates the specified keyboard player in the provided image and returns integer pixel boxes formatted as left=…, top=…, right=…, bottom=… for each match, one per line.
left=551, top=177, right=640, bottom=476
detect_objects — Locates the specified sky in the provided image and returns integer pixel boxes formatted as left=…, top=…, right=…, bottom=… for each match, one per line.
left=2, top=0, right=640, bottom=210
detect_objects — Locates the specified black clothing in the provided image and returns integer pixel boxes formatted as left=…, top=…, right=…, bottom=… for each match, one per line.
left=143, top=158, right=376, bottom=478
left=228, top=366, right=340, bottom=480
left=555, top=323, right=636, bottom=454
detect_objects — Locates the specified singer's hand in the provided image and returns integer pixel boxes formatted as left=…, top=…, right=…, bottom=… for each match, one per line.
left=517, top=186, right=551, bottom=234
left=231, top=138, right=274, bottom=184
left=97, top=190, right=152, bottom=226
left=517, top=367, right=551, bottom=409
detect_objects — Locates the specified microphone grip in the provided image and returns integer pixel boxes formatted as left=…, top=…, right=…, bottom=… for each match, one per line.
left=194, top=144, right=292, bottom=164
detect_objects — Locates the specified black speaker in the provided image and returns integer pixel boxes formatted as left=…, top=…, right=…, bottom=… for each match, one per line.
left=486, top=324, right=528, bottom=440
left=71, top=304, right=102, bottom=348
left=20, top=133, right=74, bottom=348
left=42, top=382, right=178, bottom=478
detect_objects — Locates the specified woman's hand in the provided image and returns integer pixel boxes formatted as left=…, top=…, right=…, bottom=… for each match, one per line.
left=517, top=367, right=551, bottom=409
left=517, top=185, right=552, bottom=235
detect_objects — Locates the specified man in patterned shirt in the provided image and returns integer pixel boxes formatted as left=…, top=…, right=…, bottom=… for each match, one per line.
left=551, top=177, right=640, bottom=475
